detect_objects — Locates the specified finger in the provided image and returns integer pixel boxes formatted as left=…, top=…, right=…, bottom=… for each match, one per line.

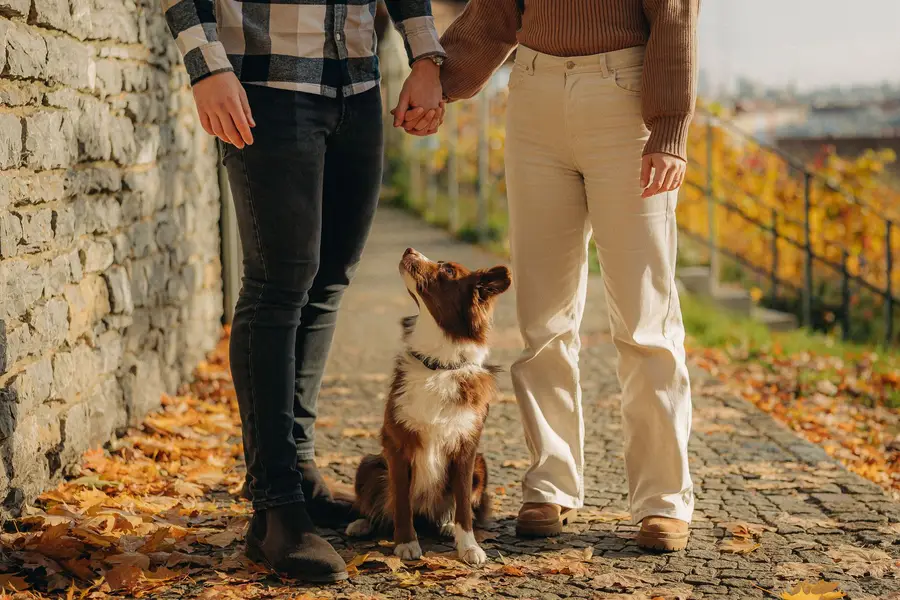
left=393, top=89, right=410, bottom=126
left=209, top=112, right=228, bottom=144
left=217, top=108, right=245, bottom=148
left=660, top=163, right=678, bottom=192
left=403, top=116, right=424, bottom=132
left=404, top=111, right=432, bottom=132
left=230, top=99, right=254, bottom=146
left=198, top=110, right=214, bottom=137
left=404, top=106, right=426, bottom=123
left=426, top=110, right=441, bottom=132
left=640, top=155, right=653, bottom=188
left=643, top=161, right=667, bottom=198
left=239, top=88, right=256, bottom=128
left=414, top=109, right=436, bottom=131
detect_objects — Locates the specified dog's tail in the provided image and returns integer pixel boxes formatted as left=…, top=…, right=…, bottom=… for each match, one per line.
left=354, top=453, right=390, bottom=524
left=473, top=453, right=493, bottom=527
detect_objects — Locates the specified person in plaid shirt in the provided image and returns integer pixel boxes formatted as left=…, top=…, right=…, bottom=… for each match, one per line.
left=162, top=0, right=446, bottom=582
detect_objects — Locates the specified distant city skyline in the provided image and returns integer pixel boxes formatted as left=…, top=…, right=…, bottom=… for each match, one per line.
left=698, top=0, right=900, bottom=93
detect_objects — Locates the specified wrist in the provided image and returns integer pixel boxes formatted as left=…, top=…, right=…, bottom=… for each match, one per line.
left=411, top=57, right=441, bottom=77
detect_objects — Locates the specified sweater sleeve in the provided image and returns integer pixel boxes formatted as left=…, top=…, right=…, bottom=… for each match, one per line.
left=641, top=0, right=700, bottom=160
left=438, top=0, right=520, bottom=101
left=161, top=0, right=233, bottom=86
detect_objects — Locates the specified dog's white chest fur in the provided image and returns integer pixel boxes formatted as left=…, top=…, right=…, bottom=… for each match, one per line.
left=394, top=364, right=481, bottom=502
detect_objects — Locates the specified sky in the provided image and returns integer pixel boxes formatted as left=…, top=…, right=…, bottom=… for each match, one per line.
left=698, top=0, right=900, bottom=91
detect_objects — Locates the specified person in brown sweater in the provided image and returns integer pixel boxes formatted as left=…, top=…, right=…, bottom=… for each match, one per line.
left=396, top=0, right=700, bottom=552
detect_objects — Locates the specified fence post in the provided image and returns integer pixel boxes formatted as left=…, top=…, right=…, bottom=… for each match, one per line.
left=802, top=172, right=813, bottom=328
left=886, top=220, right=894, bottom=345
left=476, top=91, right=490, bottom=241
left=426, top=137, right=437, bottom=219
left=447, top=104, right=460, bottom=233
left=409, top=138, right=422, bottom=211
left=770, top=207, right=778, bottom=297
left=841, top=248, right=850, bottom=341
left=706, top=118, right=717, bottom=293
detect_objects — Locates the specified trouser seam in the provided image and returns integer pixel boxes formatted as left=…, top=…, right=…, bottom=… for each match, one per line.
left=238, top=149, right=273, bottom=500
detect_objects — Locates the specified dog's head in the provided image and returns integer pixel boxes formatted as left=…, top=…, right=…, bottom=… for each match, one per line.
left=400, top=248, right=511, bottom=344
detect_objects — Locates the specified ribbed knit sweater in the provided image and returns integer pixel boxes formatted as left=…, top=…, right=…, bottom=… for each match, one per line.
left=439, top=0, right=700, bottom=159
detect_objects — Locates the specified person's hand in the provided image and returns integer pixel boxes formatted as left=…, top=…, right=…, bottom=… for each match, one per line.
left=392, top=59, right=444, bottom=136
left=393, top=99, right=446, bottom=136
left=640, top=153, right=686, bottom=198
left=192, top=71, right=255, bottom=149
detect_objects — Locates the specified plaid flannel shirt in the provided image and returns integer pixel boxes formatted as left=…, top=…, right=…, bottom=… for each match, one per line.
left=162, top=0, right=445, bottom=97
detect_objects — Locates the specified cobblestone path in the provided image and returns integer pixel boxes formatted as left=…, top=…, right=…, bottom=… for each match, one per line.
left=310, top=208, right=899, bottom=600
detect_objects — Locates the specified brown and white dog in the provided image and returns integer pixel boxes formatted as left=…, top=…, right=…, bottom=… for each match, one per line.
left=345, top=248, right=511, bottom=565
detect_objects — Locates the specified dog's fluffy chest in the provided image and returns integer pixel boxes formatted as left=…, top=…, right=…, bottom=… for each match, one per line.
left=393, top=366, right=483, bottom=500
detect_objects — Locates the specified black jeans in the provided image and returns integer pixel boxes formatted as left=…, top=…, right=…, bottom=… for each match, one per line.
left=223, top=85, right=383, bottom=510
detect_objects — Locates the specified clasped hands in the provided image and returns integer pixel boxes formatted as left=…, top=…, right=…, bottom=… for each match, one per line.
left=390, top=59, right=445, bottom=137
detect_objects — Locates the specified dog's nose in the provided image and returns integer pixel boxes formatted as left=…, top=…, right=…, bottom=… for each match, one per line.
left=404, top=247, right=416, bottom=256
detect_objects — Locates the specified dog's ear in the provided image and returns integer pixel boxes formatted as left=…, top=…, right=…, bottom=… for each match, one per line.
left=476, top=266, right=511, bottom=299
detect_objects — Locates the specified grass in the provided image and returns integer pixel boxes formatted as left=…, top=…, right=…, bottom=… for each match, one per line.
left=681, top=292, right=900, bottom=376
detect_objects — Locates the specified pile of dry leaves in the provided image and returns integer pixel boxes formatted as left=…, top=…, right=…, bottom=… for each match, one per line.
left=689, top=345, right=900, bottom=499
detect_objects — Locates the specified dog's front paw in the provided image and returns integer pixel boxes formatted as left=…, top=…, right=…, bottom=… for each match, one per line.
left=394, top=540, right=423, bottom=560
left=458, top=544, right=487, bottom=566
left=345, top=518, right=373, bottom=537
left=453, top=524, right=488, bottom=566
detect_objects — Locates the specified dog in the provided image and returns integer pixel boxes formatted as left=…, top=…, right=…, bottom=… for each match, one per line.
left=345, top=248, right=511, bottom=565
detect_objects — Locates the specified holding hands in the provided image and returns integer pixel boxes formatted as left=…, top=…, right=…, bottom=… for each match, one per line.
left=391, top=58, right=445, bottom=136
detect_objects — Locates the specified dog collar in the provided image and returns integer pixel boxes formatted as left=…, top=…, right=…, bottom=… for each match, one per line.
left=407, top=350, right=470, bottom=371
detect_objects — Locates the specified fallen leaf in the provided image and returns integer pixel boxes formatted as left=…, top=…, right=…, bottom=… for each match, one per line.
left=104, top=564, right=144, bottom=591
left=341, top=428, right=378, bottom=439
left=173, top=480, right=205, bottom=497
left=0, top=575, right=30, bottom=592
left=106, top=552, right=151, bottom=570
left=719, top=537, right=761, bottom=554
left=370, top=554, right=404, bottom=573
left=720, top=521, right=772, bottom=538
left=394, top=571, right=436, bottom=587
left=499, top=565, right=527, bottom=576
left=143, top=567, right=182, bottom=581
left=826, top=545, right=896, bottom=578
left=781, top=580, right=845, bottom=600
left=501, top=459, right=530, bottom=469
left=200, top=530, right=241, bottom=548
left=345, top=553, right=370, bottom=575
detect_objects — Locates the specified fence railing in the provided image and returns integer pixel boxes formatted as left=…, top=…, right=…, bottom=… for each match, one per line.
left=380, top=59, right=900, bottom=345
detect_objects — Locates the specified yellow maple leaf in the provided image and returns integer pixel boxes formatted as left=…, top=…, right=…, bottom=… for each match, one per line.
left=781, top=580, right=845, bottom=600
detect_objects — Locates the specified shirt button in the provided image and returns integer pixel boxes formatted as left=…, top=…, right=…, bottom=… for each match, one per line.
left=335, top=32, right=343, bottom=41
left=566, top=61, right=576, bottom=69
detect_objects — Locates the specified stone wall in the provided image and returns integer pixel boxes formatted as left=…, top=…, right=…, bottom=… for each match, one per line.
left=0, top=0, right=223, bottom=517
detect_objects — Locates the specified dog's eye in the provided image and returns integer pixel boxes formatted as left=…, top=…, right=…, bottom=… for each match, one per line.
left=440, top=263, right=455, bottom=276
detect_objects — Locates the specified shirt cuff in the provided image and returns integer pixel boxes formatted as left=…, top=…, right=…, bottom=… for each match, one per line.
left=182, top=41, right=234, bottom=87
left=396, top=16, right=447, bottom=66
left=643, top=114, right=692, bottom=161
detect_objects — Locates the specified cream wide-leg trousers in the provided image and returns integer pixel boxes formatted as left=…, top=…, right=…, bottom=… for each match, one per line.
left=505, top=45, right=694, bottom=524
